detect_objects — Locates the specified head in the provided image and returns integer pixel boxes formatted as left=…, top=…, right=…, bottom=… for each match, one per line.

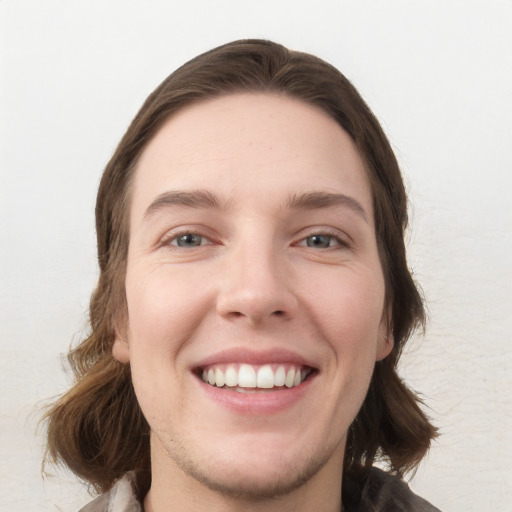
left=45, top=39, right=435, bottom=500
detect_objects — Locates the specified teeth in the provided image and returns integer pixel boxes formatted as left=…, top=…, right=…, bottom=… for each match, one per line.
left=285, top=369, right=295, bottom=388
left=225, top=365, right=238, bottom=387
left=274, top=366, right=286, bottom=386
left=200, top=363, right=310, bottom=390
left=215, top=367, right=225, bottom=387
left=238, top=364, right=256, bottom=387
left=256, top=365, right=274, bottom=388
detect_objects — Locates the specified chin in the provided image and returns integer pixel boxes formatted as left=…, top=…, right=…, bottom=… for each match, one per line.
left=160, top=432, right=341, bottom=501
left=181, top=454, right=331, bottom=500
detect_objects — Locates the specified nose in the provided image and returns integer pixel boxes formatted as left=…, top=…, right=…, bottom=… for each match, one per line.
left=216, top=241, right=298, bottom=325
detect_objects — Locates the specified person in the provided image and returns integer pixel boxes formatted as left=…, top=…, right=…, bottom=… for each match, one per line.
left=43, top=39, right=440, bottom=512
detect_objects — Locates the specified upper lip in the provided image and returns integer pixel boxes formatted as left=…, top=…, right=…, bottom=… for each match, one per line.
left=192, top=347, right=318, bottom=371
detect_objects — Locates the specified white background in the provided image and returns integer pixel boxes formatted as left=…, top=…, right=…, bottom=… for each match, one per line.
left=1, top=1, right=511, bottom=511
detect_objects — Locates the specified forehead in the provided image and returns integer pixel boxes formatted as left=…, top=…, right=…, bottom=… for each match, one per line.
left=130, top=93, right=372, bottom=220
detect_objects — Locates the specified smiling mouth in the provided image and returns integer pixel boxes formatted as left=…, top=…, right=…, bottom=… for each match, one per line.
left=198, top=363, right=315, bottom=392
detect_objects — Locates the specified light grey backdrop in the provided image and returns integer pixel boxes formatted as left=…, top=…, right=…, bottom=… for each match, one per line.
left=1, top=1, right=511, bottom=510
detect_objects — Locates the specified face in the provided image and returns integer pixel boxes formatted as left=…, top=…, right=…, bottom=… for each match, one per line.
left=113, top=93, right=392, bottom=501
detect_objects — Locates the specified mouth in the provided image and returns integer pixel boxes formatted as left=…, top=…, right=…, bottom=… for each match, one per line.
left=196, top=363, right=315, bottom=393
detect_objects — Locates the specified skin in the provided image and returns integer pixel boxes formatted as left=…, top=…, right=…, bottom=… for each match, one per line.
left=113, top=93, right=393, bottom=512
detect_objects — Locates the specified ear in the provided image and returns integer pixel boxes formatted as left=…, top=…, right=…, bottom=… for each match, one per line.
left=111, top=313, right=130, bottom=364
left=376, top=312, right=394, bottom=361
left=112, top=335, right=130, bottom=363
left=376, top=332, right=394, bottom=361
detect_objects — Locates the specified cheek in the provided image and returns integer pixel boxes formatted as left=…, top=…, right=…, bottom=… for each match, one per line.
left=125, top=266, right=211, bottom=357
left=303, top=266, right=385, bottom=342
left=124, top=269, right=206, bottom=417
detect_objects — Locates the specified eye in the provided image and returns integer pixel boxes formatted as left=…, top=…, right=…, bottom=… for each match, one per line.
left=171, top=233, right=208, bottom=247
left=302, top=234, right=341, bottom=248
left=295, top=230, right=352, bottom=251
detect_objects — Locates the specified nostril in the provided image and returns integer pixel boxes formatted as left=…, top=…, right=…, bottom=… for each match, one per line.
left=272, top=310, right=285, bottom=316
left=232, top=311, right=244, bottom=317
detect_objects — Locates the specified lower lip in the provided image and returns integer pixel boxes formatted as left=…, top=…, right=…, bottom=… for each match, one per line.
left=195, top=374, right=316, bottom=415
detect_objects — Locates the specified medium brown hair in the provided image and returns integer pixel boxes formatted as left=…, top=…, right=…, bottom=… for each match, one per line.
left=44, top=39, right=436, bottom=497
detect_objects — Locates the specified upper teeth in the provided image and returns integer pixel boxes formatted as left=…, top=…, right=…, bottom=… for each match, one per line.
left=201, top=364, right=309, bottom=389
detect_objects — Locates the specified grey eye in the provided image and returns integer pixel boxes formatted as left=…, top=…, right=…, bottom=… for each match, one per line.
left=174, top=234, right=204, bottom=247
left=306, top=235, right=333, bottom=248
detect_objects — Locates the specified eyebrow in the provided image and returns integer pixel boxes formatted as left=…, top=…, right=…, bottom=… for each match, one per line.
left=143, top=189, right=368, bottom=223
left=286, top=191, right=368, bottom=223
left=144, top=189, right=223, bottom=219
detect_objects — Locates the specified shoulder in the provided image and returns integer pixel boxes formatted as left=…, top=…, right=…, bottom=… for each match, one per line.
left=355, top=467, right=441, bottom=512
left=77, top=472, right=142, bottom=512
